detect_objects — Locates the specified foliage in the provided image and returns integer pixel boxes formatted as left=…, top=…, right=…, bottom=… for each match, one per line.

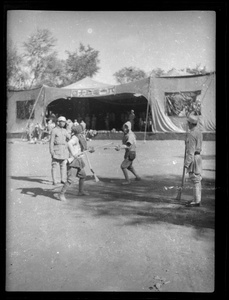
left=150, top=68, right=166, bottom=77
left=22, top=28, right=59, bottom=88
left=7, top=29, right=101, bottom=89
left=185, top=64, right=208, bottom=75
left=62, top=43, right=100, bottom=86
left=38, top=56, right=65, bottom=87
left=113, top=67, right=147, bottom=84
left=7, top=27, right=212, bottom=90
left=7, top=39, right=24, bottom=89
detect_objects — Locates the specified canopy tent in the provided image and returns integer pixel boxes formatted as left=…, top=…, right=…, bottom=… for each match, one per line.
left=7, top=73, right=215, bottom=134
left=61, top=77, right=114, bottom=89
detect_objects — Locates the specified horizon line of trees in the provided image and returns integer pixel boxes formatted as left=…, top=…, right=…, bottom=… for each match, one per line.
left=7, top=28, right=214, bottom=90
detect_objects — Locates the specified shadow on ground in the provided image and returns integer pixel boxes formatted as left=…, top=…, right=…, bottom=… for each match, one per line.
left=11, top=176, right=51, bottom=184
left=12, top=173, right=215, bottom=229
left=64, top=174, right=215, bottom=230
left=16, top=186, right=60, bottom=201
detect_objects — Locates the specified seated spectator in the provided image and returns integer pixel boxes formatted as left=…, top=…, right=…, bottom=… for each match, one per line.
left=26, top=121, right=34, bottom=141
left=85, top=114, right=91, bottom=129
left=139, top=117, right=144, bottom=131
left=74, top=119, right=79, bottom=126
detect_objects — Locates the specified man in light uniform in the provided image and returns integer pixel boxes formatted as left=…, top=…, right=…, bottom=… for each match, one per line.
left=49, top=116, right=70, bottom=185
left=184, top=114, right=203, bottom=207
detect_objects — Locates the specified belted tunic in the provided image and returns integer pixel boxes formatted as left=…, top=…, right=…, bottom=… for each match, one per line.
left=184, top=126, right=203, bottom=175
left=49, top=126, right=70, bottom=160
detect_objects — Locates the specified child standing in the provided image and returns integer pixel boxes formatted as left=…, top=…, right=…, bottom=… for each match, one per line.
left=59, top=124, right=93, bottom=201
left=115, top=121, right=141, bottom=184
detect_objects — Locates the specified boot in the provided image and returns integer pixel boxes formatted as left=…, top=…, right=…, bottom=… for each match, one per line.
left=59, top=192, right=66, bottom=201
left=59, top=182, right=70, bottom=201
left=78, top=179, right=89, bottom=196
left=186, top=182, right=202, bottom=207
left=193, top=182, right=202, bottom=204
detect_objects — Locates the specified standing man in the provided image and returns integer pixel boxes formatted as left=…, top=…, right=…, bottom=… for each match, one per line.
left=49, top=116, right=70, bottom=185
left=129, top=109, right=135, bottom=131
left=105, top=113, right=110, bottom=130
left=184, top=114, right=203, bottom=207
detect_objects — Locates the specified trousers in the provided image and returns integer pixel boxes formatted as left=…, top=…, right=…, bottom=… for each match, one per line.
left=189, top=172, right=202, bottom=203
left=51, top=158, right=67, bottom=183
left=66, top=166, right=86, bottom=184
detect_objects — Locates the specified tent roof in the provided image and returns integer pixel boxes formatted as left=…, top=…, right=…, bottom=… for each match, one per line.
left=61, top=77, right=114, bottom=89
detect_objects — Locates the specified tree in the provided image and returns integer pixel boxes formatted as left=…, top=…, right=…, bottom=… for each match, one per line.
left=185, top=64, right=208, bottom=75
left=149, top=68, right=166, bottom=77
left=113, top=67, right=147, bottom=84
left=23, top=28, right=59, bottom=88
left=7, top=39, right=24, bottom=89
left=63, top=43, right=100, bottom=86
left=38, top=56, right=65, bottom=87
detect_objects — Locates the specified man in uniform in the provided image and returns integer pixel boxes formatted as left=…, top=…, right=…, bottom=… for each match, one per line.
left=49, top=116, right=71, bottom=185
left=184, top=114, right=203, bottom=207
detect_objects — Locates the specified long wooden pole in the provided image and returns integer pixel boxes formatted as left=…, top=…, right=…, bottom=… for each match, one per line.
left=143, top=76, right=152, bottom=142
left=176, top=143, right=187, bottom=201
left=176, top=124, right=188, bottom=201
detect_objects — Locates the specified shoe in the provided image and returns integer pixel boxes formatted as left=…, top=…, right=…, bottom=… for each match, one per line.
left=135, top=177, right=141, bottom=181
left=185, top=202, right=201, bottom=207
left=122, top=181, right=131, bottom=185
left=78, top=191, right=90, bottom=196
left=59, top=193, right=67, bottom=201
left=61, top=180, right=66, bottom=184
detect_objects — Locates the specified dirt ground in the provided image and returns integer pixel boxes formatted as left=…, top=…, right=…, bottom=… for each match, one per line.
left=5, top=138, right=215, bottom=292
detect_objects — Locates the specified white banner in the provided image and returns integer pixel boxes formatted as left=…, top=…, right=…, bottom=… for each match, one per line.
left=71, top=87, right=115, bottom=97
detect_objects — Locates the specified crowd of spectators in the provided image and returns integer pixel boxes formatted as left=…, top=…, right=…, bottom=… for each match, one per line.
left=25, top=109, right=153, bottom=143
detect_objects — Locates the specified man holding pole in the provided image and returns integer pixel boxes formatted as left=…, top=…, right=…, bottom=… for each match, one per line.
left=59, top=124, right=94, bottom=201
left=115, top=121, right=141, bottom=184
left=184, top=113, right=203, bottom=207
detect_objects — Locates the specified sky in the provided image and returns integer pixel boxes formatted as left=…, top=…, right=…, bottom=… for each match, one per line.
left=7, top=10, right=216, bottom=85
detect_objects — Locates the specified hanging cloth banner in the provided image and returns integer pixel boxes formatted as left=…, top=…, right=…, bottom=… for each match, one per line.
left=70, top=86, right=115, bottom=97
left=165, top=90, right=202, bottom=117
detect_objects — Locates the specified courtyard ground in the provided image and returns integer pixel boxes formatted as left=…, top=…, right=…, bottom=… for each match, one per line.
left=5, top=138, right=215, bottom=292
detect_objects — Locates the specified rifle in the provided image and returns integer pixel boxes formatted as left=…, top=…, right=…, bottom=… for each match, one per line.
left=176, top=125, right=188, bottom=201
left=176, top=143, right=187, bottom=201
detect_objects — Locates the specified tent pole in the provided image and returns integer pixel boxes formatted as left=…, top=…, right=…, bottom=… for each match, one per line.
left=143, top=77, right=152, bottom=142
left=24, top=86, right=44, bottom=138
left=143, top=99, right=150, bottom=142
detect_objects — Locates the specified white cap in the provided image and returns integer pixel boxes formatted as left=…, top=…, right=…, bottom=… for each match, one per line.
left=58, top=116, right=66, bottom=122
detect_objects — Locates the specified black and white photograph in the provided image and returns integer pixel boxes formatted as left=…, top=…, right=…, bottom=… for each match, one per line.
left=5, top=8, right=224, bottom=294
